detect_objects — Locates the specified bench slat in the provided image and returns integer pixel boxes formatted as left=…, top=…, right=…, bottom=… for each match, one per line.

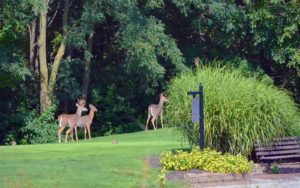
left=256, top=149, right=300, bottom=156
left=260, top=154, right=300, bottom=160
left=255, top=145, right=300, bottom=152
left=272, top=137, right=300, bottom=141
left=255, top=140, right=300, bottom=147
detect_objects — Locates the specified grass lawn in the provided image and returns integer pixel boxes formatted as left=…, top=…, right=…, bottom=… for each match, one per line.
left=0, top=128, right=188, bottom=188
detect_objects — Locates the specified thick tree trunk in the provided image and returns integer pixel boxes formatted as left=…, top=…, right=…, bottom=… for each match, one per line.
left=38, top=0, right=71, bottom=113
left=82, top=31, right=94, bottom=101
left=39, top=11, right=51, bottom=113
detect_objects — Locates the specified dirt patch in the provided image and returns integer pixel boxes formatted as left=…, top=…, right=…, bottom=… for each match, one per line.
left=146, top=156, right=161, bottom=168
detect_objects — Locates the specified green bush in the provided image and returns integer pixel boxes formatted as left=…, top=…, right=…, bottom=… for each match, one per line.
left=21, top=105, right=58, bottom=144
left=160, top=148, right=253, bottom=173
left=165, top=66, right=300, bottom=156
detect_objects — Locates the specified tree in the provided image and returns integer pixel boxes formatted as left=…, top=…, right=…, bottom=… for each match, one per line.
left=160, top=0, right=300, bottom=101
left=245, top=1, right=300, bottom=101
left=27, top=0, right=73, bottom=112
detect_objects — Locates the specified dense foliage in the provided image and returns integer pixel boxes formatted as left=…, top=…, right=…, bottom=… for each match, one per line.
left=20, top=105, right=58, bottom=144
left=165, top=66, right=300, bottom=156
left=1, top=0, right=300, bottom=144
left=160, top=148, right=253, bottom=173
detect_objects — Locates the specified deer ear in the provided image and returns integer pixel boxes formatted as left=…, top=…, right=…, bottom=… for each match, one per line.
left=89, top=104, right=92, bottom=108
left=76, top=103, right=79, bottom=107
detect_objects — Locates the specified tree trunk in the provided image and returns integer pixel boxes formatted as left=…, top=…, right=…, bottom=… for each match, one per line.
left=29, top=20, right=38, bottom=75
left=39, top=11, right=51, bottom=113
left=82, top=31, right=94, bottom=101
left=48, top=42, right=66, bottom=95
left=38, top=0, right=71, bottom=113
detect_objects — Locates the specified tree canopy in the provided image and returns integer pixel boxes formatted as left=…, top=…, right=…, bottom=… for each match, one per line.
left=0, top=0, right=299, bottom=144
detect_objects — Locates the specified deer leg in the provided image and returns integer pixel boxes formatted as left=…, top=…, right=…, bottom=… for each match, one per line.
left=65, top=128, right=69, bottom=143
left=151, top=117, right=156, bottom=130
left=65, top=128, right=73, bottom=143
left=146, top=118, right=149, bottom=131
left=160, top=112, right=164, bottom=128
left=70, top=128, right=74, bottom=142
left=58, top=126, right=64, bottom=144
left=87, top=124, right=91, bottom=140
left=146, top=111, right=151, bottom=131
left=74, top=126, right=78, bottom=141
left=84, top=127, right=87, bottom=140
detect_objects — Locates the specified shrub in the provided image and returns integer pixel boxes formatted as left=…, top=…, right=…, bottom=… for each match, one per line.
left=4, top=133, right=15, bottom=145
left=160, top=148, right=253, bottom=173
left=21, top=105, right=58, bottom=144
left=165, top=66, right=300, bottom=156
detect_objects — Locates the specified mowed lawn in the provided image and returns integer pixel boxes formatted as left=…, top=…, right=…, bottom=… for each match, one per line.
left=0, top=128, right=188, bottom=188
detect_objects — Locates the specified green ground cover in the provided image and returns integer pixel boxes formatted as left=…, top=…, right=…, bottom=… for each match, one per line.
left=0, top=128, right=188, bottom=188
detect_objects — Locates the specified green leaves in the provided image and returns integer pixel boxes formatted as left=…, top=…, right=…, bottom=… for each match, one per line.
left=160, top=147, right=253, bottom=173
left=120, top=15, right=186, bottom=93
left=21, top=105, right=58, bottom=144
left=24, top=0, right=48, bottom=14
left=0, top=46, right=30, bottom=89
left=247, top=1, right=300, bottom=69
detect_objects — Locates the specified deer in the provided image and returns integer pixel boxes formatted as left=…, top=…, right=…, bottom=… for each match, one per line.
left=71, top=104, right=98, bottom=140
left=194, top=57, right=200, bottom=68
left=145, top=93, right=168, bottom=131
left=57, top=99, right=88, bottom=143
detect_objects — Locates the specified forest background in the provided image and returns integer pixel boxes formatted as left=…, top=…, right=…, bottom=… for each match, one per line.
left=1, top=0, right=300, bottom=145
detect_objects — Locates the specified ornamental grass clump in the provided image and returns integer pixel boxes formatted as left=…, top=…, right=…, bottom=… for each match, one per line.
left=160, top=148, right=253, bottom=173
left=165, top=66, right=300, bottom=156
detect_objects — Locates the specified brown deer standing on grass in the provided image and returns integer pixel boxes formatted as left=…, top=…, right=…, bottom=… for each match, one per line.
left=72, top=104, right=98, bottom=140
left=145, top=93, right=168, bottom=131
left=57, top=99, right=88, bottom=143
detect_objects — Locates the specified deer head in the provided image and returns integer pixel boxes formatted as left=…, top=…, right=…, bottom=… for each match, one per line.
left=88, top=104, right=98, bottom=112
left=160, top=93, right=168, bottom=103
left=76, top=98, right=86, bottom=107
left=194, top=57, right=200, bottom=67
left=76, top=99, right=88, bottom=116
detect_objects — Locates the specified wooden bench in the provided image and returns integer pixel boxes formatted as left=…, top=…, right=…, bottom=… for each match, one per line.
left=255, top=137, right=300, bottom=164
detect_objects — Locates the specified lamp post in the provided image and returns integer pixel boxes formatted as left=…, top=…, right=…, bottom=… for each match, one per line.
left=187, top=83, right=204, bottom=150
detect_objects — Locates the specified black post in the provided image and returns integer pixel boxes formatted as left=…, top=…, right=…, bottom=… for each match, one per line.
left=199, top=84, right=204, bottom=150
left=187, top=83, right=205, bottom=150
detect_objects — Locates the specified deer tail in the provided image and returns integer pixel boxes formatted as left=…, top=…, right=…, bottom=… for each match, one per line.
left=58, top=116, right=62, bottom=127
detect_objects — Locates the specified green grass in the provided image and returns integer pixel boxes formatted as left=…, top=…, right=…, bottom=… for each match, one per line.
left=0, top=128, right=188, bottom=188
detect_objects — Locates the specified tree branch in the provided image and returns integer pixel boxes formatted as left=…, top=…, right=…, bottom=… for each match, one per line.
left=48, top=0, right=62, bottom=27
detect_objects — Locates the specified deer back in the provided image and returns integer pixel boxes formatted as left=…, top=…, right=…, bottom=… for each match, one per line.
left=58, top=114, right=78, bottom=127
left=76, top=115, right=92, bottom=127
left=149, top=104, right=162, bottom=117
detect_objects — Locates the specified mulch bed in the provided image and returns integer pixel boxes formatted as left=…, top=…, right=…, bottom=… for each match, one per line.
left=264, top=162, right=300, bottom=174
left=147, top=156, right=300, bottom=187
left=147, top=156, right=300, bottom=185
left=277, top=167, right=300, bottom=174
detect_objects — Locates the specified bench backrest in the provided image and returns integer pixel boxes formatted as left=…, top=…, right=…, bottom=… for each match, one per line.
left=255, top=137, right=300, bottom=162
